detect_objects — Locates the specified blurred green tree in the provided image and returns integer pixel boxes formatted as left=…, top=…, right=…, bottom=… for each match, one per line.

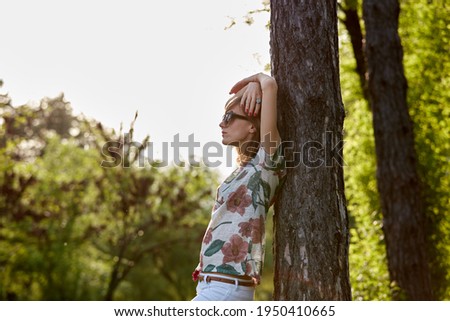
left=338, top=0, right=449, bottom=299
left=363, top=0, right=433, bottom=300
left=0, top=92, right=218, bottom=300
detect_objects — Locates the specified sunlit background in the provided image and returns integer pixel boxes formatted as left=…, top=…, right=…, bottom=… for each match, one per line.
left=1, top=0, right=448, bottom=302
left=1, top=0, right=270, bottom=176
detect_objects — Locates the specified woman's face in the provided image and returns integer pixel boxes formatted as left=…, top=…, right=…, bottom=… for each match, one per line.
left=219, top=104, right=255, bottom=147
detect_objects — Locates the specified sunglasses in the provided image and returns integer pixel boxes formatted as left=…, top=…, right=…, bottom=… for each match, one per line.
left=221, top=111, right=250, bottom=126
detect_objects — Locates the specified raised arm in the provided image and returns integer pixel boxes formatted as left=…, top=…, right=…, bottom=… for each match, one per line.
left=230, top=73, right=281, bottom=155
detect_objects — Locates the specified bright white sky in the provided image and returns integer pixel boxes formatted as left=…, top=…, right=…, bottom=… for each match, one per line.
left=0, top=0, right=270, bottom=177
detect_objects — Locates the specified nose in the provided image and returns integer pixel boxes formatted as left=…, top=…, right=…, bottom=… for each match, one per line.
left=219, top=120, right=226, bottom=128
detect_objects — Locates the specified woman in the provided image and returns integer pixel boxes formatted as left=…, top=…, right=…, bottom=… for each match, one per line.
left=192, top=73, right=286, bottom=301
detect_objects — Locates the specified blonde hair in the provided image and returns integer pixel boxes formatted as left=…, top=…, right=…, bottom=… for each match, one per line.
left=224, top=94, right=261, bottom=166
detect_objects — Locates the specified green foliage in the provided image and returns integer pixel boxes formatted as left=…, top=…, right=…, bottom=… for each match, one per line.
left=339, top=26, right=391, bottom=300
left=400, top=0, right=450, bottom=299
left=339, top=0, right=450, bottom=300
left=0, top=94, right=219, bottom=300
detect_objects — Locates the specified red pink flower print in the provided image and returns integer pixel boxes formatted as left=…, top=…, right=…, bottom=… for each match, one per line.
left=221, top=234, right=249, bottom=264
left=226, top=185, right=252, bottom=216
left=238, top=218, right=263, bottom=244
left=203, top=228, right=213, bottom=244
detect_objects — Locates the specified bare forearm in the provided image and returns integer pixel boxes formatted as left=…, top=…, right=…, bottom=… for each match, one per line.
left=257, top=73, right=278, bottom=93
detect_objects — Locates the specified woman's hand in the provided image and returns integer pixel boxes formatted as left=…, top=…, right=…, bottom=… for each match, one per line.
left=229, top=73, right=277, bottom=117
left=240, top=81, right=262, bottom=117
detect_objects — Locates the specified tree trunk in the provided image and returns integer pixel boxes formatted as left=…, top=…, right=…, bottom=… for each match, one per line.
left=270, top=0, right=352, bottom=300
left=362, top=0, right=434, bottom=300
left=339, top=0, right=369, bottom=100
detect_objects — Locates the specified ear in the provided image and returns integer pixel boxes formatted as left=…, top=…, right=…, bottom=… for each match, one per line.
left=249, top=124, right=257, bottom=133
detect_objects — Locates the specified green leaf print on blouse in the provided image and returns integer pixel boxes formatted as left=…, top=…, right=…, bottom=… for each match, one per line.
left=216, top=264, right=240, bottom=275
left=260, top=179, right=271, bottom=211
left=247, top=171, right=272, bottom=211
left=203, top=264, right=215, bottom=272
left=263, top=145, right=285, bottom=171
left=204, top=239, right=226, bottom=256
left=247, top=171, right=261, bottom=192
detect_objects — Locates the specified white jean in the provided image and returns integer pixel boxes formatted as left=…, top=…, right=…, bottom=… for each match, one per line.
left=192, top=276, right=255, bottom=301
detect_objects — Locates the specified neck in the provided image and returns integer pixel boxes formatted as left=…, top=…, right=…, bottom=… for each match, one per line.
left=237, top=140, right=260, bottom=165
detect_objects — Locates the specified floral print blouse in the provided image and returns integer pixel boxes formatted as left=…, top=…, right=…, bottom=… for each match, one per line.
left=194, top=146, right=286, bottom=284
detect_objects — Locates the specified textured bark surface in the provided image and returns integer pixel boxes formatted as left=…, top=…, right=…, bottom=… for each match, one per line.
left=270, top=0, right=351, bottom=300
left=363, top=0, right=434, bottom=300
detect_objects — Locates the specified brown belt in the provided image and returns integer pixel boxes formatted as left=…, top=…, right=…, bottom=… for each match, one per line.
left=198, top=275, right=255, bottom=287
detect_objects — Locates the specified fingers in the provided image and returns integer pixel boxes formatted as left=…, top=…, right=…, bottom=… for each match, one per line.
left=244, top=95, right=255, bottom=116
left=240, top=82, right=262, bottom=117
left=229, top=79, right=247, bottom=94
left=247, top=96, right=262, bottom=117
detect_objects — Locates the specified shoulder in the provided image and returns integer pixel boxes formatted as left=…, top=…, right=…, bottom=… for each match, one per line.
left=251, top=144, right=285, bottom=172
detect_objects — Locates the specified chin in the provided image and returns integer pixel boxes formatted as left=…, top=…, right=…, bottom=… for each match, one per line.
left=222, top=138, right=237, bottom=147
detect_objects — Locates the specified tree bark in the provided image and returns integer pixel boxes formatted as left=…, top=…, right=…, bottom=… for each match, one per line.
left=270, top=0, right=352, bottom=300
left=362, top=0, right=434, bottom=300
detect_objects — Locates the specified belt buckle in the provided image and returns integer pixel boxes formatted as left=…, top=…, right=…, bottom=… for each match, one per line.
left=205, top=275, right=211, bottom=283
